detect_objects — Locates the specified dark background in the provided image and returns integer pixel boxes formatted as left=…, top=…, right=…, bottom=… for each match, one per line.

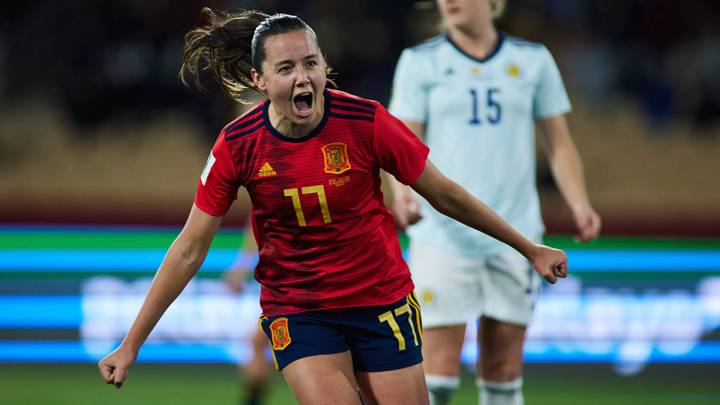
left=1, top=0, right=718, bottom=233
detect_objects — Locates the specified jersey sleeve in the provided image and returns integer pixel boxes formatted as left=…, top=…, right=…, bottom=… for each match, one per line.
left=388, top=48, right=431, bottom=123
left=194, top=131, right=240, bottom=217
left=373, top=105, right=430, bottom=185
left=533, top=46, right=572, bottom=118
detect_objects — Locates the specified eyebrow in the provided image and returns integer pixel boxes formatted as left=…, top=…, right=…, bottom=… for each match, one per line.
left=273, top=54, right=319, bottom=68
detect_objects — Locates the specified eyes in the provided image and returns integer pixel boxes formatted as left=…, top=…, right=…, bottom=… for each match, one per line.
left=276, top=59, right=320, bottom=74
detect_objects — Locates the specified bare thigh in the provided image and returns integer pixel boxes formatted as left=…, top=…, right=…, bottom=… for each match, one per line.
left=282, top=351, right=362, bottom=405
left=477, top=316, right=526, bottom=381
left=355, top=363, right=429, bottom=405
left=421, top=324, right=466, bottom=376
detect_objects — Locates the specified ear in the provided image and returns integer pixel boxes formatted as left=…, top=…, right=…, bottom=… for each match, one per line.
left=251, top=68, right=266, bottom=92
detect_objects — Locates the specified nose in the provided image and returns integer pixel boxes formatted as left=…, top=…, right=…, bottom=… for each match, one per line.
left=295, top=66, right=310, bottom=86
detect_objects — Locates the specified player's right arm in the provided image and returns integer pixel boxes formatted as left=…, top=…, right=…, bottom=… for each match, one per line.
left=98, top=205, right=223, bottom=388
left=100, top=130, right=240, bottom=388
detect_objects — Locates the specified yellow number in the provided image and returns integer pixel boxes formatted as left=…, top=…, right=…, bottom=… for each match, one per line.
left=283, top=185, right=332, bottom=226
left=378, top=311, right=405, bottom=350
left=378, top=303, right=420, bottom=351
left=394, top=303, right=419, bottom=346
left=301, top=185, right=332, bottom=224
left=283, top=188, right=306, bottom=226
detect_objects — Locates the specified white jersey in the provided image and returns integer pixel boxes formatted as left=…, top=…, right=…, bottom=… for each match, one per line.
left=389, top=32, right=571, bottom=256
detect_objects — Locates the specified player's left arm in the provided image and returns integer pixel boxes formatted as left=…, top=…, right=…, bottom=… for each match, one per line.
left=411, top=160, right=567, bottom=284
left=383, top=119, right=426, bottom=231
left=538, top=114, right=601, bottom=242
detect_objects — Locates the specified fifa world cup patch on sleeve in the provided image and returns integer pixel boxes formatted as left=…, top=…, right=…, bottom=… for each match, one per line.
left=200, top=152, right=216, bottom=185
left=321, top=142, right=351, bottom=174
left=270, top=317, right=292, bottom=350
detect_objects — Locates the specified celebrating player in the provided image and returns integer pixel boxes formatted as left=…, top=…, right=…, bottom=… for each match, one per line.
left=98, top=8, right=568, bottom=404
left=389, top=1, right=601, bottom=404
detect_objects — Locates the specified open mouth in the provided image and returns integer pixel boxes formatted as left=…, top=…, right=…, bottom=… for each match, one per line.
left=293, top=92, right=313, bottom=116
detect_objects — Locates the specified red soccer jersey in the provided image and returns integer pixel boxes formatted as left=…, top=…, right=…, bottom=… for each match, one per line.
left=195, top=89, right=429, bottom=316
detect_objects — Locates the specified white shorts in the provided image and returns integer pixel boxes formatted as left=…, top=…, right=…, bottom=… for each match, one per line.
left=408, top=239, right=542, bottom=327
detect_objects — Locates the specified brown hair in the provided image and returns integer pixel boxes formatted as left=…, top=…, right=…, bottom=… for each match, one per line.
left=179, top=8, right=325, bottom=103
left=491, top=0, right=507, bottom=19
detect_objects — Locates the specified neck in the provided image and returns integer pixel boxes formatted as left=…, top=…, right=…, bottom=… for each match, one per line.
left=448, top=24, right=499, bottom=60
left=268, top=93, right=325, bottom=138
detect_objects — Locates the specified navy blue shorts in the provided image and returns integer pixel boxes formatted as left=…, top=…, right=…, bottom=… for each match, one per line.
left=259, top=293, right=423, bottom=372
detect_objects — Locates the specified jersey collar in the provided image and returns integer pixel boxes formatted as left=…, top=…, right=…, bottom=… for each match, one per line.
left=445, top=30, right=505, bottom=64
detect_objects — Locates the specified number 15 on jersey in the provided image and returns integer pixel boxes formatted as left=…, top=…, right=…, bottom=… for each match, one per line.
left=469, top=87, right=502, bottom=125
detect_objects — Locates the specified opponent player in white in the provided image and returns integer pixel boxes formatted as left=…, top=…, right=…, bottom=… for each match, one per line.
left=389, top=1, right=601, bottom=404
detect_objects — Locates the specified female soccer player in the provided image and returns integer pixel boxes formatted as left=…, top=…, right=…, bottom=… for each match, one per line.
left=98, top=8, right=568, bottom=405
left=389, top=1, right=601, bottom=404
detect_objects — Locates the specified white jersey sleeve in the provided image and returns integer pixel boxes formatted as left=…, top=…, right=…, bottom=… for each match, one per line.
left=533, top=46, right=571, bottom=118
left=389, top=48, right=431, bottom=123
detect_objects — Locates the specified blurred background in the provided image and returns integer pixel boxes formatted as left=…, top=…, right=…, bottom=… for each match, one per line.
left=1, top=0, right=719, bottom=404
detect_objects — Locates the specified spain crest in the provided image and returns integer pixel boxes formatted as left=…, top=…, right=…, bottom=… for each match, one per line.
left=270, top=317, right=291, bottom=350
left=321, top=142, right=351, bottom=174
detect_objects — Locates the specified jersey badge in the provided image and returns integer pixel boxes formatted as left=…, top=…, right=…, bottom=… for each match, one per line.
left=321, top=142, right=351, bottom=174
left=506, top=63, right=521, bottom=78
left=472, top=67, right=482, bottom=75
left=270, top=317, right=291, bottom=350
left=421, top=289, right=435, bottom=305
left=258, top=162, right=277, bottom=177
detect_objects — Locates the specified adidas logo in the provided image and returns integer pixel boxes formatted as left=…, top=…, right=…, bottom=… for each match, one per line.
left=258, top=162, right=277, bottom=177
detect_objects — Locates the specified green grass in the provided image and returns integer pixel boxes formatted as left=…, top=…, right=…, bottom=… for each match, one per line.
left=1, top=364, right=718, bottom=405
left=0, top=229, right=244, bottom=249
left=3, top=229, right=720, bottom=250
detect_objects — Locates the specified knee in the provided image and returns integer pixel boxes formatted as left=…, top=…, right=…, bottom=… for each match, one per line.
left=481, top=358, right=522, bottom=381
left=424, top=348, right=462, bottom=375
left=435, top=348, right=463, bottom=365
left=246, top=357, right=273, bottom=383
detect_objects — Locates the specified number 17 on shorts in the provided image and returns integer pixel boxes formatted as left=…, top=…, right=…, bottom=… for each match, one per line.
left=259, top=293, right=424, bottom=372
